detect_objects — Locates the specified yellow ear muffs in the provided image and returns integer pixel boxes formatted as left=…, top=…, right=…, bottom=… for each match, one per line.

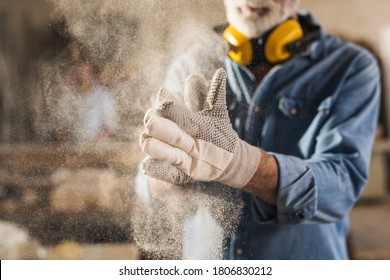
left=223, top=19, right=305, bottom=65
left=265, top=19, right=304, bottom=64
left=223, top=25, right=253, bottom=66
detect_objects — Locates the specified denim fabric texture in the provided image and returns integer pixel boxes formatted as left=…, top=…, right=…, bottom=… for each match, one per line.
left=161, top=13, right=381, bottom=259
left=223, top=14, right=381, bottom=259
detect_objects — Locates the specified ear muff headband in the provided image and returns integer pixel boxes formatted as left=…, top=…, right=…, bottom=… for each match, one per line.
left=223, top=19, right=305, bottom=65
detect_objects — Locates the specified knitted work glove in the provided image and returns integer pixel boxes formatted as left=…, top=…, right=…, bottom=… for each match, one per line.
left=140, top=68, right=261, bottom=188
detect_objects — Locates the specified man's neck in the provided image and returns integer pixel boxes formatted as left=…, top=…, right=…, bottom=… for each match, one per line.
left=248, top=62, right=274, bottom=84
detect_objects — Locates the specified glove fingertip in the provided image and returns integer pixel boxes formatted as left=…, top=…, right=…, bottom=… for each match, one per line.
left=154, top=88, right=173, bottom=114
left=207, top=68, right=228, bottom=111
left=184, top=74, right=208, bottom=112
left=156, top=87, right=177, bottom=104
left=139, top=130, right=150, bottom=149
left=141, top=158, right=164, bottom=182
left=143, top=107, right=157, bottom=125
left=184, top=74, right=208, bottom=89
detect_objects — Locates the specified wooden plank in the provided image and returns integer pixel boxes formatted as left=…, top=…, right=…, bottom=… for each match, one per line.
left=0, top=169, right=52, bottom=188
left=0, top=143, right=143, bottom=173
left=47, top=242, right=140, bottom=260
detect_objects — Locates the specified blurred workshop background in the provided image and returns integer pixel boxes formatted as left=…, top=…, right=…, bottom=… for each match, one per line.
left=0, top=0, right=389, bottom=260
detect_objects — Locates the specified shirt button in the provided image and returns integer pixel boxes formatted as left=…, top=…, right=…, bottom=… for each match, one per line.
left=290, top=107, right=298, bottom=116
left=239, top=200, right=246, bottom=208
left=254, top=106, right=261, bottom=113
left=297, top=212, right=305, bottom=220
left=235, top=248, right=243, bottom=255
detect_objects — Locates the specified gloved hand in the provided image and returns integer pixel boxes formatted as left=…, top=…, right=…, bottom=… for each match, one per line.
left=140, top=68, right=261, bottom=188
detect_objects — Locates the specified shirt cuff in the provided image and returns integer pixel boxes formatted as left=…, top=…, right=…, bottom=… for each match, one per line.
left=252, top=153, right=317, bottom=225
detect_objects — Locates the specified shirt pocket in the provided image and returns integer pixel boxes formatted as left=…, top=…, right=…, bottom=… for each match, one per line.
left=264, top=96, right=322, bottom=154
left=278, top=96, right=319, bottom=119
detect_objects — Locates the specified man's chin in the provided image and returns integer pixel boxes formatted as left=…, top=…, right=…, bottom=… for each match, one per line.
left=234, top=19, right=271, bottom=38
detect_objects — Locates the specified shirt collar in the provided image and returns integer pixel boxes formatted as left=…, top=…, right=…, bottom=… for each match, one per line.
left=297, top=11, right=326, bottom=61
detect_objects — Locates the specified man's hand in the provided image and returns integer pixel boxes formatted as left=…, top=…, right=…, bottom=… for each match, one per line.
left=140, top=68, right=261, bottom=188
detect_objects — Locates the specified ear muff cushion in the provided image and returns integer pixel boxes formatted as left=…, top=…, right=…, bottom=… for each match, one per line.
left=265, top=19, right=304, bottom=64
left=223, top=25, right=253, bottom=66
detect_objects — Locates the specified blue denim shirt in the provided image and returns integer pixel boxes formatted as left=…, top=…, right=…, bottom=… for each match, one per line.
left=223, top=14, right=381, bottom=259
left=161, top=13, right=380, bottom=260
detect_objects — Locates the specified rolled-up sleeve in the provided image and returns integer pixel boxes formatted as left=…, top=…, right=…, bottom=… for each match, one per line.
left=252, top=50, right=381, bottom=225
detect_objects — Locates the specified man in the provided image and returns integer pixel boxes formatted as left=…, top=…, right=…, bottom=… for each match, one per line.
left=55, top=61, right=118, bottom=144
left=138, top=0, right=380, bottom=259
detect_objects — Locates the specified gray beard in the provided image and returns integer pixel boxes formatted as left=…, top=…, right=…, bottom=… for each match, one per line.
left=226, top=0, right=291, bottom=38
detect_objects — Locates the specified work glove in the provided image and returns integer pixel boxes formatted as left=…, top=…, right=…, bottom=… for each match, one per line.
left=140, top=68, right=261, bottom=188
